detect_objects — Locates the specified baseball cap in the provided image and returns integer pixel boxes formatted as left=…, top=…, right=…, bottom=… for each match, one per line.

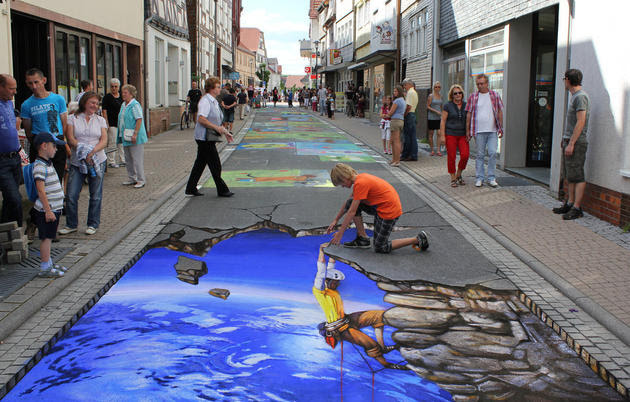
left=33, top=132, right=66, bottom=148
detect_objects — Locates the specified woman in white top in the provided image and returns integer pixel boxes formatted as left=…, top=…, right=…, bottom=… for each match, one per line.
left=185, top=76, right=234, bottom=197
left=58, top=92, right=108, bottom=235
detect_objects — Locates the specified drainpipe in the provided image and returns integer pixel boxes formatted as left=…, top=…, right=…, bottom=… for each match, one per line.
left=396, top=0, right=401, bottom=83
left=144, top=15, right=154, bottom=135
left=431, top=0, right=440, bottom=85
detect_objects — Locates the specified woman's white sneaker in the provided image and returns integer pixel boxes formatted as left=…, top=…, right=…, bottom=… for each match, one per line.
left=85, top=227, right=97, bottom=235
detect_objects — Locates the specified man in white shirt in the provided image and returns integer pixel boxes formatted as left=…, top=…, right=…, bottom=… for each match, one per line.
left=465, top=74, right=504, bottom=187
left=318, top=85, right=328, bottom=116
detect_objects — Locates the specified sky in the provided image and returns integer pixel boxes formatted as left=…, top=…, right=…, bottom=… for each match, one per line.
left=241, top=0, right=311, bottom=76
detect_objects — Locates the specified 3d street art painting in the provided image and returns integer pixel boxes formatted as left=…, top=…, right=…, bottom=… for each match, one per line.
left=4, top=231, right=452, bottom=401
left=203, top=169, right=334, bottom=188
left=5, top=229, right=622, bottom=401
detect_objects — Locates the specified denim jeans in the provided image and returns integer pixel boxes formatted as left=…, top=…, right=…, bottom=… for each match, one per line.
left=401, top=113, right=418, bottom=159
left=319, top=99, right=326, bottom=115
left=0, top=155, right=23, bottom=226
left=65, top=161, right=106, bottom=229
left=475, top=131, right=498, bottom=181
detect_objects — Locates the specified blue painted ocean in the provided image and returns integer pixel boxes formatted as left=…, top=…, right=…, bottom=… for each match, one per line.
left=5, top=229, right=452, bottom=401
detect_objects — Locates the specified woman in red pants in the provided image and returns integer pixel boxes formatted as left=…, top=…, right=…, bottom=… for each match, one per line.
left=440, top=84, right=469, bottom=187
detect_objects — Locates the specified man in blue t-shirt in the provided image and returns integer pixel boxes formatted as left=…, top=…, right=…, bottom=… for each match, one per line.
left=0, top=74, right=23, bottom=226
left=20, top=68, right=68, bottom=184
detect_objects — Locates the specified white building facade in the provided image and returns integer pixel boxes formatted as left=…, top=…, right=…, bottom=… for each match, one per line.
left=145, top=0, right=191, bottom=135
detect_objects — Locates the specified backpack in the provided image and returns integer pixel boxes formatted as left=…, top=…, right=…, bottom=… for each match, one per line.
left=22, top=162, right=47, bottom=202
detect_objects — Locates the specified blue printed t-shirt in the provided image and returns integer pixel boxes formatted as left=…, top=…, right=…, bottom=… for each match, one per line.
left=20, top=93, right=67, bottom=136
left=0, top=99, right=20, bottom=152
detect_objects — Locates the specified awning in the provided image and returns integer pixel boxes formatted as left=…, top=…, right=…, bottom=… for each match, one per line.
left=316, top=64, right=337, bottom=73
left=356, top=50, right=397, bottom=65
left=347, top=62, right=367, bottom=71
left=221, top=64, right=235, bottom=73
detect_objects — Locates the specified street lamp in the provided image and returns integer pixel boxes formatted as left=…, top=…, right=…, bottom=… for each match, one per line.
left=313, top=40, right=320, bottom=89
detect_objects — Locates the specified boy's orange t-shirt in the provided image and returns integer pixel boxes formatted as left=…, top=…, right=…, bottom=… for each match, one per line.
left=352, top=173, right=402, bottom=220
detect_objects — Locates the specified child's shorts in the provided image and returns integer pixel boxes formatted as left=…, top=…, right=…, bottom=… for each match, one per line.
left=34, top=210, right=62, bottom=240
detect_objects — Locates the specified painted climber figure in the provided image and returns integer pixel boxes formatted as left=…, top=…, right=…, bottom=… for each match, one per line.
left=312, top=242, right=408, bottom=370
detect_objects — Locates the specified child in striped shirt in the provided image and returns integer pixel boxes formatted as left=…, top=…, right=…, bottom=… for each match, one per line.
left=32, top=133, right=68, bottom=277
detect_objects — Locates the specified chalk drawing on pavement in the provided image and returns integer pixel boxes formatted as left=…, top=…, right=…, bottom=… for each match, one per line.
left=203, top=169, right=333, bottom=187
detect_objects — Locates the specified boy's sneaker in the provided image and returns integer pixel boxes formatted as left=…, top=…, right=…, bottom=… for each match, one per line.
left=38, top=267, right=64, bottom=278
left=413, top=231, right=429, bottom=252
left=343, top=236, right=371, bottom=248
left=475, top=180, right=483, bottom=187
left=52, top=263, right=69, bottom=273
left=553, top=202, right=572, bottom=214
left=563, top=207, right=583, bottom=220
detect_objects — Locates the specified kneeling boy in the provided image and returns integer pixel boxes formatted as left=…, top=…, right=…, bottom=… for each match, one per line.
left=326, top=163, right=428, bottom=253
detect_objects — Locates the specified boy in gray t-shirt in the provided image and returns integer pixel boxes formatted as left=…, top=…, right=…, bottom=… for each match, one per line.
left=32, top=133, right=68, bottom=277
left=553, top=69, right=590, bottom=220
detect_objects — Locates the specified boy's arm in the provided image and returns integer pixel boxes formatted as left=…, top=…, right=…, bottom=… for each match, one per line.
left=330, top=199, right=361, bottom=245
left=314, top=243, right=328, bottom=290
left=326, top=202, right=349, bottom=234
left=35, top=179, right=56, bottom=222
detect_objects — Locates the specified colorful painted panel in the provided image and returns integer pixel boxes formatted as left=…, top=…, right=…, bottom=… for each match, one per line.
left=203, top=169, right=334, bottom=188
left=295, top=142, right=375, bottom=163
left=237, top=142, right=296, bottom=150
left=4, top=231, right=451, bottom=401
left=245, top=132, right=347, bottom=141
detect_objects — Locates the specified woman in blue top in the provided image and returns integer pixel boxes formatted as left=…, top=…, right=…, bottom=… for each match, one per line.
left=117, top=84, right=148, bottom=188
left=387, top=85, right=406, bottom=167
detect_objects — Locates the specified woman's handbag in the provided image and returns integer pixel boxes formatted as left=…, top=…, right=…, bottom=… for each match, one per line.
left=205, top=128, right=222, bottom=142
left=123, top=129, right=135, bottom=142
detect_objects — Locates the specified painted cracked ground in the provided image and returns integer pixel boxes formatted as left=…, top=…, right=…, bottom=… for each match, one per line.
left=4, top=230, right=452, bottom=401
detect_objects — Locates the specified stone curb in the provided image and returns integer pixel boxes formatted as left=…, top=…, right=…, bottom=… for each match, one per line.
left=0, top=112, right=255, bottom=343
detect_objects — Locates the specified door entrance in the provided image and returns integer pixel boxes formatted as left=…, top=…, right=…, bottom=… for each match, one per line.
left=11, top=12, right=49, bottom=109
left=526, top=6, right=558, bottom=167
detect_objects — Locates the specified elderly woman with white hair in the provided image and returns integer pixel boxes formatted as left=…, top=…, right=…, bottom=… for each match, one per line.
left=117, top=84, right=148, bottom=188
left=101, top=78, right=125, bottom=168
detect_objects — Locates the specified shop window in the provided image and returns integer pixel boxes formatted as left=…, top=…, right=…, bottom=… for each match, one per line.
left=54, top=28, right=91, bottom=103
left=468, top=43, right=504, bottom=97
left=96, top=42, right=105, bottom=97
left=470, top=29, right=504, bottom=51
left=55, top=32, right=68, bottom=102
left=93, top=39, right=122, bottom=97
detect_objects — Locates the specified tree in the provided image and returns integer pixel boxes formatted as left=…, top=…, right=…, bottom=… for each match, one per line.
left=255, top=63, right=271, bottom=86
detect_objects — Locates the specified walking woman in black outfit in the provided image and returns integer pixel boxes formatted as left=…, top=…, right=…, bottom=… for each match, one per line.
left=185, top=77, right=234, bottom=197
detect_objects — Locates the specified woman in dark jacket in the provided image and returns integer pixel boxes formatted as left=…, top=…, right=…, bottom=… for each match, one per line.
left=440, top=84, right=469, bottom=187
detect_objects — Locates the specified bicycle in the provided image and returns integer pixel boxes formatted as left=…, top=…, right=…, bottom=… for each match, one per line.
left=180, top=99, right=191, bottom=130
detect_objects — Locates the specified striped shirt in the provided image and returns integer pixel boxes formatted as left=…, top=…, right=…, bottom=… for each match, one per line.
left=33, top=158, right=64, bottom=212
left=465, top=90, right=504, bottom=136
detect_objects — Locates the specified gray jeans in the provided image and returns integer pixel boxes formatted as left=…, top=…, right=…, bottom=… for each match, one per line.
left=123, top=144, right=145, bottom=184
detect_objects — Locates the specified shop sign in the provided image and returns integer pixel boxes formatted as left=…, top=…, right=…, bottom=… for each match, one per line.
left=310, top=74, right=317, bottom=80
left=305, top=67, right=311, bottom=73
left=370, top=8, right=396, bottom=52
left=329, top=49, right=342, bottom=65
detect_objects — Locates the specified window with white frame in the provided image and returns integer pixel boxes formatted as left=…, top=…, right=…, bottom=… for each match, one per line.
left=407, top=8, right=428, bottom=58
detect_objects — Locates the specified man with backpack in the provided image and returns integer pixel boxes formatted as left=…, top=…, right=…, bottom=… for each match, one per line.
left=0, top=74, right=22, bottom=227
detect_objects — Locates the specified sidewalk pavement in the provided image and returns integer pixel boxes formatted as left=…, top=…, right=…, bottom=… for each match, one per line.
left=311, top=108, right=630, bottom=393
left=0, top=115, right=248, bottom=340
